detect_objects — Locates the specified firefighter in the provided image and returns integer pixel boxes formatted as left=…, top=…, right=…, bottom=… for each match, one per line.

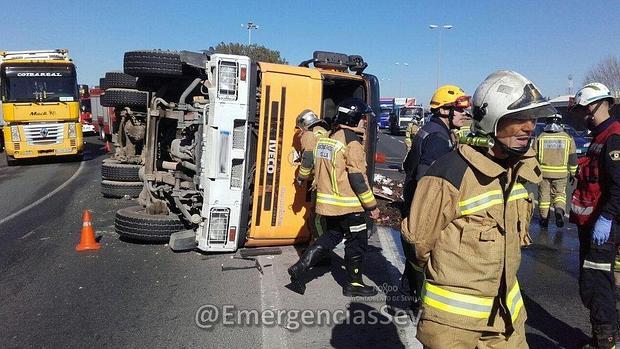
left=569, top=82, right=620, bottom=349
left=294, top=109, right=329, bottom=239
left=533, top=113, right=577, bottom=228
left=402, top=70, right=550, bottom=348
left=288, top=98, right=380, bottom=297
left=400, top=85, right=470, bottom=315
left=404, top=119, right=420, bottom=151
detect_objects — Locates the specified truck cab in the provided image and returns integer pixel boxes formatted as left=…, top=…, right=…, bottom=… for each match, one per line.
left=114, top=50, right=379, bottom=253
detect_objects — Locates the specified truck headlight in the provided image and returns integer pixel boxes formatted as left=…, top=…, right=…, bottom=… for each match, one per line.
left=10, top=126, right=20, bottom=141
left=68, top=123, right=77, bottom=138
left=217, top=61, right=238, bottom=101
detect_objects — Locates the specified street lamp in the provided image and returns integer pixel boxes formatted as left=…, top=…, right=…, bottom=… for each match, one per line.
left=241, top=21, right=259, bottom=45
left=429, top=24, right=453, bottom=88
left=395, top=62, right=409, bottom=97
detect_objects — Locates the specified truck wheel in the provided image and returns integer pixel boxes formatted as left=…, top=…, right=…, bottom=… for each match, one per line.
left=101, top=162, right=141, bottom=181
left=102, top=72, right=137, bottom=89
left=115, top=206, right=185, bottom=242
left=124, top=50, right=183, bottom=78
left=101, top=88, right=149, bottom=109
left=101, top=180, right=143, bottom=198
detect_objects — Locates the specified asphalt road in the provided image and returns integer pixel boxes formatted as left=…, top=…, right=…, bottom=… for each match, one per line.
left=0, top=131, right=599, bottom=348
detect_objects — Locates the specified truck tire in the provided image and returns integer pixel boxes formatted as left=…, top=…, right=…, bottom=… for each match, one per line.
left=102, top=72, right=137, bottom=89
left=115, top=206, right=185, bottom=242
left=101, top=88, right=148, bottom=109
left=101, top=180, right=143, bottom=198
left=124, top=50, right=183, bottom=78
left=101, top=162, right=141, bottom=181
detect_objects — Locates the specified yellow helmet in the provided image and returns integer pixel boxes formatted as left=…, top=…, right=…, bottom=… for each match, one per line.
left=430, top=85, right=469, bottom=109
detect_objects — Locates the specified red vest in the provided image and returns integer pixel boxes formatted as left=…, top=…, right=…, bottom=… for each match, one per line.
left=570, top=121, right=620, bottom=226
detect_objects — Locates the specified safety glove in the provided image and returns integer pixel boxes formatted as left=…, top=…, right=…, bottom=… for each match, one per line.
left=593, top=215, right=613, bottom=246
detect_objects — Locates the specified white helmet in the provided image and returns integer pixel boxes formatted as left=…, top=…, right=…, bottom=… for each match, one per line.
left=471, top=70, right=556, bottom=137
left=296, top=109, right=327, bottom=131
left=572, top=82, right=615, bottom=108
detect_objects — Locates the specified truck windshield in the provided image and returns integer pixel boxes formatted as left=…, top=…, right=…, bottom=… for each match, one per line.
left=1, top=64, right=78, bottom=103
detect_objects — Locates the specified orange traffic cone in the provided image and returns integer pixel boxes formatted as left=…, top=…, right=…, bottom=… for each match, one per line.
left=75, top=210, right=100, bottom=252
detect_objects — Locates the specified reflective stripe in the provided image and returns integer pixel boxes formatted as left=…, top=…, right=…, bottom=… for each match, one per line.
left=349, top=223, right=367, bottom=233
left=539, top=201, right=551, bottom=209
left=423, top=283, right=493, bottom=319
left=571, top=204, right=594, bottom=216
left=459, top=190, right=504, bottom=215
left=553, top=197, right=566, bottom=204
left=358, top=190, right=375, bottom=205
left=508, top=184, right=528, bottom=201
left=316, top=193, right=362, bottom=207
left=583, top=260, right=612, bottom=272
left=540, top=165, right=568, bottom=173
left=506, top=281, right=524, bottom=323
left=299, top=167, right=311, bottom=176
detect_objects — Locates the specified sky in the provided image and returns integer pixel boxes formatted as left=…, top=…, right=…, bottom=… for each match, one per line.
left=2, top=0, right=619, bottom=106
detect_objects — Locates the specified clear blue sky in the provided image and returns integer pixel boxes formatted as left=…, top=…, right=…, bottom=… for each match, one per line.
left=2, top=0, right=619, bottom=106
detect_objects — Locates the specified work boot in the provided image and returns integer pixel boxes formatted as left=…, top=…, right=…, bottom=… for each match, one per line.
left=555, top=208, right=565, bottom=228
left=583, top=324, right=618, bottom=349
left=343, top=255, right=378, bottom=297
left=540, top=217, right=549, bottom=228
left=287, top=244, right=328, bottom=294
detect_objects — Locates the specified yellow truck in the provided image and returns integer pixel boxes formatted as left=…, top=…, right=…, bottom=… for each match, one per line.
left=0, top=49, right=83, bottom=165
left=113, top=50, right=379, bottom=253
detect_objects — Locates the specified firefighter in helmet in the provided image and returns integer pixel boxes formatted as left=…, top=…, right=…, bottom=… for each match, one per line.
left=533, top=113, right=577, bottom=228
left=403, top=70, right=549, bottom=347
left=400, top=85, right=470, bottom=315
left=295, top=109, right=329, bottom=240
left=288, top=98, right=380, bottom=297
left=570, top=82, right=620, bottom=349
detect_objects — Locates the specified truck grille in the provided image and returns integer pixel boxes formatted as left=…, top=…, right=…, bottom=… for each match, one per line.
left=230, top=159, right=243, bottom=189
left=399, top=120, right=410, bottom=128
left=232, top=120, right=245, bottom=150
left=23, top=124, right=64, bottom=145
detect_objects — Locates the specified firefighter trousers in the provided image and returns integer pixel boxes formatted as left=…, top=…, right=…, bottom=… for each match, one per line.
left=578, top=225, right=618, bottom=329
left=417, top=319, right=528, bottom=349
left=538, top=177, right=568, bottom=219
left=312, top=212, right=368, bottom=261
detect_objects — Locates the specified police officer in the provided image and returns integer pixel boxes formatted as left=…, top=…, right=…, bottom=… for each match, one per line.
left=400, top=85, right=470, bottom=314
left=533, top=113, right=577, bottom=228
left=570, top=82, right=620, bottom=349
left=295, top=109, right=329, bottom=239
left=403, top=71, right=550, bottom=347
left=288, top=98, right=380, bottom=297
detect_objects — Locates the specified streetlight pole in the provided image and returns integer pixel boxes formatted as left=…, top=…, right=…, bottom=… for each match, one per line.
left=429, top=24, right=453, bottom=88
left=395, top=62, right=409, bottom=97
left=241, top=21, right=259, bottom=45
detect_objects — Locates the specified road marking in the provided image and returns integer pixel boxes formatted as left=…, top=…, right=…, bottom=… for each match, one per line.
left=0, top=161, right=85, bottom=226
left=259, top=255, right=288, bottom=349
left=376, top=226, right=422, bottom=349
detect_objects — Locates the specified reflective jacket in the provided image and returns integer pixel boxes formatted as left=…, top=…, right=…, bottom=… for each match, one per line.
left=404, top=122, right=420, bottom=150
left=571, top=120, right=620, bottom=226
left=314, top=126, right=377, bottom=216
left=401, top=144, right=542, bottom=332
left=533, top=130, right=577, bottom=179
left=298, top=126, right=328, bottom=180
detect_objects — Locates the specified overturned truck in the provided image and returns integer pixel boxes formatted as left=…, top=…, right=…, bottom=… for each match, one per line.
left=114, top=50, right=379, bottom=253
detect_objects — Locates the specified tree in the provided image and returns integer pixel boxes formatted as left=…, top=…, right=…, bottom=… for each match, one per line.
left=213, top=42, right=288, bottom=64
left=583, top=56, right=620, bottom=96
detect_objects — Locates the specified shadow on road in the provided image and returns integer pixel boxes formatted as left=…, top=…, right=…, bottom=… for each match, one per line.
left=330, top=302, right=406, bottom=349
left=524, top=293, right=589, bottom=348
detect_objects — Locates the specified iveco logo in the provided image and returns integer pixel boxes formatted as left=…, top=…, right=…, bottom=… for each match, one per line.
left=40, top=128, right=49, bottom=138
